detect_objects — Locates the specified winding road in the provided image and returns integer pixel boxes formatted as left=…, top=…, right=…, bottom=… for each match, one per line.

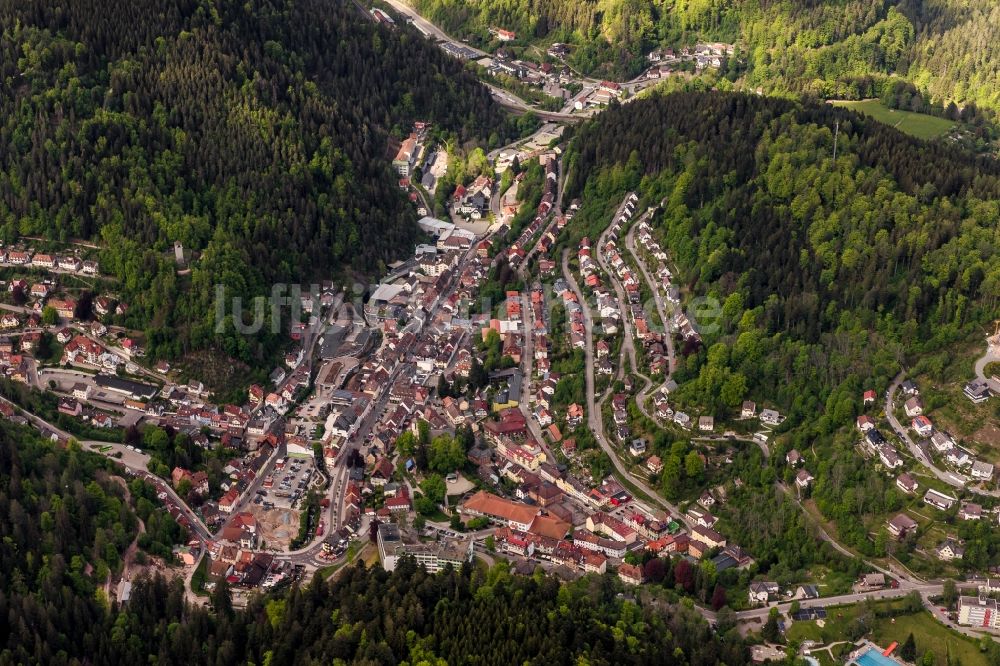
left=624, top=212, right=676, bottom=376
left=974, top=346, right=1000, bottom=384
left=623, top=210, right=681, bottom=425
left=886, top=372, right=969, bottom=488
left=560, top=248, right=692, bottom=526
left=380, top=0, right=582, bottom=123
left=0, top=393, right=214, bottom=541
left=886, top=371, right=1000, bottom=498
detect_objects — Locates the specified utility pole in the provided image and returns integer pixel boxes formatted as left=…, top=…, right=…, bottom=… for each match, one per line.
left=833, top=120, right=840, bottom=161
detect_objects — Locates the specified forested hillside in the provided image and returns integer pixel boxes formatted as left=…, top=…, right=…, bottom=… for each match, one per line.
left=0, top=423, right=166, bottom=662
left=0, top=0, right=513, bottom=364
left=408, top=0, right=1000, bottom=117
left=564, top=90, right=1000, bottom=559
left=565, top=91, right=1000, bottom=424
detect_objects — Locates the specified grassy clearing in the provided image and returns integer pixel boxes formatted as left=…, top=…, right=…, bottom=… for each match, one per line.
left=786, top=599, right=989, bottom=666
left=785, top=602, right=860, bottom=644
left=870, top=611, right=987, bottom=666
left=190, top=556, right=209, bottom=597
left=832, top=100, right=956, bottom=140
left=807, top=566, right=856, bottom=597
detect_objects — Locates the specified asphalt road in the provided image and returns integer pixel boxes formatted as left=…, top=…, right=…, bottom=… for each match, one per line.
left=595, top=211, right=640, bottom=377
left=622, top=210, right=681, bottom=426
left=974, top=346, right=1000, bottom=383
left=518, top=290, right=560, bottom=464
left=559, top=248, right=691, bottom=525
left=886, top=372, right=999, bottom=498
left=381, top=0, right=485, bottom=56
left=624, top=212, right=675, bottom=375
left=886, top=372, right=968, bottom=488
left=720, top=583, right=944, bottom=623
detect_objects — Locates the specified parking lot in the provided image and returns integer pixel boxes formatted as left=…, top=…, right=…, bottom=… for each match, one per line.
left=253, top=456, right=317, bottom=511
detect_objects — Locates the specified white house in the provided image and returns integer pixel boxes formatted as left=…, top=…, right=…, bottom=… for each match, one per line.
left=911, top=415, right=933, bottom=437
left=924, top=488, right=957, bottom=511
left=795, top=469, right=814, bottom=489
left=971, top=460, right=994, bottom=481
left=760, top=409, right=783, bottom=426
left=748, top=581, right=780, bottom=606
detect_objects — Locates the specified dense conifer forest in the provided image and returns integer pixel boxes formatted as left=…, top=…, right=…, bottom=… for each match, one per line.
left=0, top=423, right=175, bottom=663
left=0, top=0, right=514, bottom=364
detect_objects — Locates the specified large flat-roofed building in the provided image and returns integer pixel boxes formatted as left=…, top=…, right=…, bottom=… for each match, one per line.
left=958, top=596, right=1000, bottom=629
left=377, top=523, right=473, bottom=573
left=94, top=374, right=158, bottom=401
left=377, top=523, right=403, bottom=571
left=417, top=216, right=454, bottom=238
left=364, top=283, right=407, bottom=325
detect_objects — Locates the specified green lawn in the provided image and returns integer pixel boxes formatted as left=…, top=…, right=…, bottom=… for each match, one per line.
left=785, top=603, right=861, bottom=644
left=870, top=611, right=988, bottom=666
left=807, top=566, right=856, bottom=597
left=832, top=100, right=956, bottom=140
left=189, top=556, right=209, bottom=597
left=786, top=601, right=990, bottom=666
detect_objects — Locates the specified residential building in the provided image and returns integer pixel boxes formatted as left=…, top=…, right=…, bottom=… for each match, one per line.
left=958, top=502, right=982, bottom=521
left=690, top=525, right=726, bottom=550
left=895, top=472, right=918, bottom=494
left=923, top=488, right=957, bottom=511
left=686, top=506, right=717, bottom=528
left=57, top=397, right=81, bottom=417
left=886, top=513, right=917, bottom=539
left=911, top=415, right=933, bottom=436
left=930, top=431, right=955, bottom=453
left=760, top=409, right=783, bottom=426
left=795, top=469, right=814, bottom=489
left=971, top=460, right=994, bottom=481
left=748, top=581, right=779, bottom=606
left=862, top=573, right=886, bottom=588
left=937, top=538, right=965, bottom=561
left=878, top=445, right=903, bottom=469
left=618, top=563, right=644, bottom=586
left=964, top=379, right=991, bottom=404
left=903, top=396, right=923, bottom=417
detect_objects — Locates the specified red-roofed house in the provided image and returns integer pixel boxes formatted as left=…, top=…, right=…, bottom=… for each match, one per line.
left=618, top=562, right=645, bottom=585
